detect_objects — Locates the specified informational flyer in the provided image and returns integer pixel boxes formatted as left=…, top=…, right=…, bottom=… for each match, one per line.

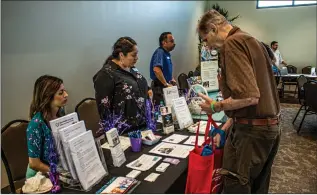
left=201, top=48, right=219, bottom=92
left=49, top=112, right=79, bottom=171
left=149, top=142, right=194, bottom=159
left=162, top=134, right=189, bottom=144
left=163, top=86, right=180, bottom=107
left=201, top=60, right=219, bottom=92
left=101, top=136, right=131, bottom=151
left=172, top=97, right=194, bottom=129
left=68, top=131, right=107, bottom=191
left=58, top=121, right=87, bottom=180
left=126, top=154, right=162, bottom=171
left=183, top=136, right=205, bottom=146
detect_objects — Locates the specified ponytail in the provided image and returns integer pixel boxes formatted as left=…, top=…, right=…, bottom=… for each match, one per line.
left=104, top=55, right=113, bottom=65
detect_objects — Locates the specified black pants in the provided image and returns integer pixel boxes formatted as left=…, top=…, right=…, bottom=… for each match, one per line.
left=152, top=79, right=165, bottom=106
left=222, top=123, right=281, bottom=194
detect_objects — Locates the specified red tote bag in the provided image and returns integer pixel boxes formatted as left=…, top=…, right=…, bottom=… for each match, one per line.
left=185, top=115, right=224, bottom=194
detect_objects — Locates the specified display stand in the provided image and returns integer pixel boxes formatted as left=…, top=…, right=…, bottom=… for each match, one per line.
left=95, top=134, right=108, bottom=172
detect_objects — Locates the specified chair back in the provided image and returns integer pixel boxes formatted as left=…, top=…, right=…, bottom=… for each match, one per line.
left=75, top=98, right=102, bottom=138
left=297, top=75, right=308, bottom=103
left=302, top=66, right=312, bottom=74
left=1, top=120, right=29, bottom=193
left=188, top=71, right=194, bottom=78
left=304, top=82, right=317, bottom=112
left=178, top=73, right=189, bottom=90
left=286, top=65, right=297, bottom=74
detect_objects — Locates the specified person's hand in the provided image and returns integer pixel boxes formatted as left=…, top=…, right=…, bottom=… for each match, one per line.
left=198, top=93, right=215, bottom=114
left=213, top=133, right=221, bottom=147
left=220, top=118, right=233, bottom=132
left=166, top=84, right=173, bottom=88
left=148, top=89, right=153, bottom=98
left=170, top=79, right=177, bottom=86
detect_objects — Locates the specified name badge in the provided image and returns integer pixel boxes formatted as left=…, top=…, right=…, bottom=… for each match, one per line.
left=132, top=67, right=139, bottom=72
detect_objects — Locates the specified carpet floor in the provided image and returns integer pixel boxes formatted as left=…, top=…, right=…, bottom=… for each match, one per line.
left=269, top=103, right=317, bottom=193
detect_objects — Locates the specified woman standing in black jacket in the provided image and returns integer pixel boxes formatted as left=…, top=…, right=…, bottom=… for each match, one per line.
left=93, top=37, right=148, bottom=135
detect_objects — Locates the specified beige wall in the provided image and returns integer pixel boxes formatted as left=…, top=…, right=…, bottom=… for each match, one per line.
left=208, top=1, right=317, bottom=70
left=1, top=1, right=204, bottom=188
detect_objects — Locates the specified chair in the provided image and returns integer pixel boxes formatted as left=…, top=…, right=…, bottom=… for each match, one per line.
left=284, top=65, right=298, bottom=95
left=292, top=75, right=308, bottom=124
left=1, top=120, right=29, bottom=193
left=297, top=82, right=317, bottom=134
left=75, top=98, right=107, bottom=169
left=302, top=66, right=312, bottom=74
left=178, top=73, right=189, bottom=91
left=188, top=71, right=194, bottom=78
left=75, top=98, right=102, bottom=138
left=286, top=65, right=297, bottom=74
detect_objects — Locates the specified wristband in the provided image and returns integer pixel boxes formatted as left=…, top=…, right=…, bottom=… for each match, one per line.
left=210, top=100, right=217, bottom=113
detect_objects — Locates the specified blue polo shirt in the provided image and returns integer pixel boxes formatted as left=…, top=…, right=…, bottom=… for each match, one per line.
left=150, top=47, right=173, bottom=82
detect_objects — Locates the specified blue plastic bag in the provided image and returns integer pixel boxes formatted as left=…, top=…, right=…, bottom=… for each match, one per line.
left=201, top=145, right=213, bottom=156
left=210, top=127, right=226, bottom=149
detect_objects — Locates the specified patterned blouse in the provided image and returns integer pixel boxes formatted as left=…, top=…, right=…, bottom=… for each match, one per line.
left=26, top=112, right=57, bottom=166
left=93, top=61, right=149, bottom=135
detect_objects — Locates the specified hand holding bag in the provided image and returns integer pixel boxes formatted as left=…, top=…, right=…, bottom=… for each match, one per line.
left=185, top=115, right=224, bottom=194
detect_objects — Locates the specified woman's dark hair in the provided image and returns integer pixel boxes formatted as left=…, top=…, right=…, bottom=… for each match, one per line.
left=29, top=75, right=63, bottom=121
left=104, top=37, right=137, bottom=65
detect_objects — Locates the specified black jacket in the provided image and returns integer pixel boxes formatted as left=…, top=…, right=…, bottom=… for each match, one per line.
left=93, top=61, right=148, bottom=134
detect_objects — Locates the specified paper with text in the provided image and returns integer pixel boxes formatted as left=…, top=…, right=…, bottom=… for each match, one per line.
left=49, top=112, right=79, bottom=171
left=68, top=130, right=107, bottom=190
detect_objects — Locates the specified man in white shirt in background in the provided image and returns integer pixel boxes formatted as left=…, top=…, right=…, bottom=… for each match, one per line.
left=271, top=41, right=287, bottom=69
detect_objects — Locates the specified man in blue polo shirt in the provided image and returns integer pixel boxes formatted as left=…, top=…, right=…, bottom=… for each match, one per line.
left=150, top=32, right=176, bottom=106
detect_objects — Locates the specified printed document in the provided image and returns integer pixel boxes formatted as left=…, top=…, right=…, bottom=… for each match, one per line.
left=126, top=154, right=162, bottom=171
left=68, top=131, right=107, bottom=190
left=149, top=142, right=194, bottom=158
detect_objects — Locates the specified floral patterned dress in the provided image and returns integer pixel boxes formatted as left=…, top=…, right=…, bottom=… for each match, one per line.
left=26, top=112, right=57, bottom=178
left=93, top=61, right=149, bottom=135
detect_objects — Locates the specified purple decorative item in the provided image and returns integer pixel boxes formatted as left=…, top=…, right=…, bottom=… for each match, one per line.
left=146, top=99, right=156, bottom=131
left=97, top=97, right=131, bottom=135
left=98, top=111, right=131, bottom=135
left=48, top=137, right=61, bottom=193
left=130, top=138, right=142, bottom=152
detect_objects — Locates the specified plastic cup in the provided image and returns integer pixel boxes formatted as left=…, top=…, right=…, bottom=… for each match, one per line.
left=130, top=138, right=142, bottom=152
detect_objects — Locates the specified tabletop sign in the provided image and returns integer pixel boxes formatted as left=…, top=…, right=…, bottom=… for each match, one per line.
left=201, top=48, right=219, bottom=92
left=172, top=97, right=194, bottom=129
left=50, top=112, right=79, bottom=171
left=68, top=130, right=107, bottom=191
left=163, top=86, right=179, bottom=107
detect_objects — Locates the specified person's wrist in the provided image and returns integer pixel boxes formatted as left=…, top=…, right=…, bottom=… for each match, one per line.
left=212, top=101, right=223, bottom=113
left=210, top=100, right=217, bottom=113
left=216, top=101, right=224, bottom=112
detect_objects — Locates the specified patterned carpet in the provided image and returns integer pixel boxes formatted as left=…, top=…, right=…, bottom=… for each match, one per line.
left=269, top=103, right=317, bottom=193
